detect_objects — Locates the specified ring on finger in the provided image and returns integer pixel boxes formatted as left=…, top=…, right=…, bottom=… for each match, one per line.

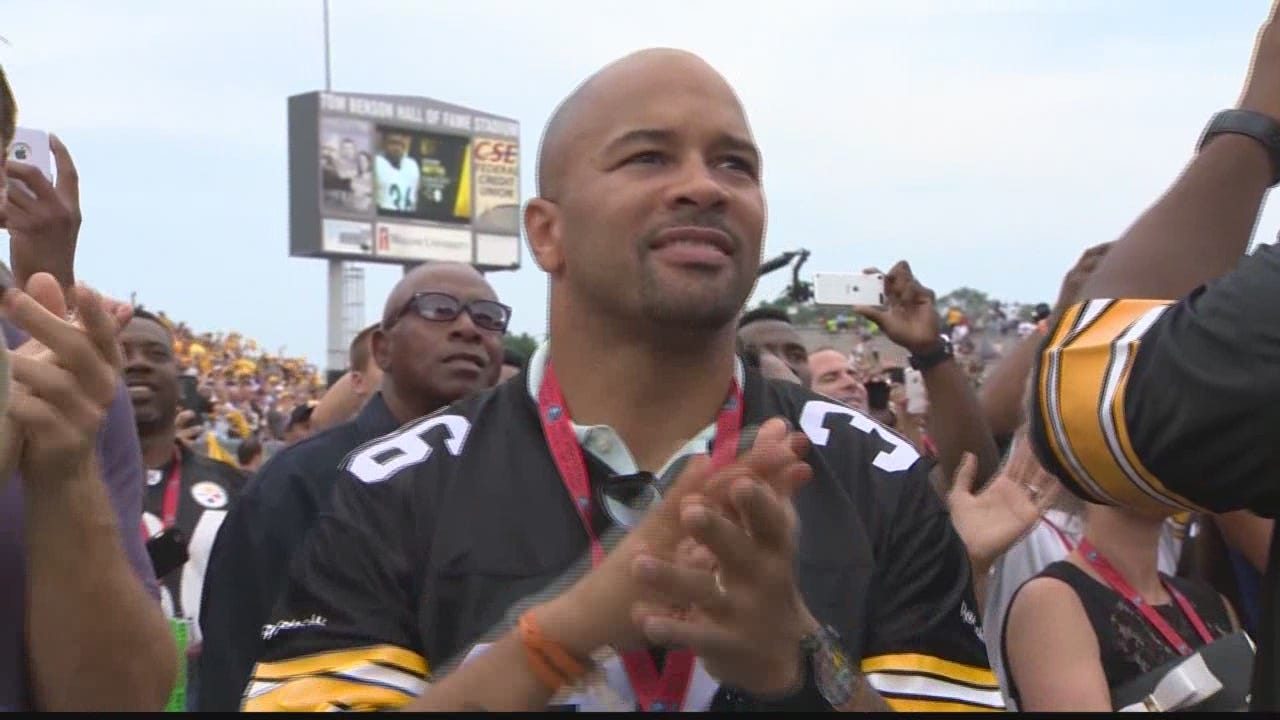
left=714, top=571, right=727, bottom=597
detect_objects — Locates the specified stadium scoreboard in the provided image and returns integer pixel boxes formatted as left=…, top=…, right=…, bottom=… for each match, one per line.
left=288, top=91, right=521, bottom=270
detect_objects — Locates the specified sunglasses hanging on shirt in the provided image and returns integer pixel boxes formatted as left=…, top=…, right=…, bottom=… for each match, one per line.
left=597, top=471, right=663, bottom=530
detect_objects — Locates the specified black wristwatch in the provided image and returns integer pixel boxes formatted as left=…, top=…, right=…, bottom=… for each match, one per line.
left=908, top=334, right=954, bottom=371
left=1197, top=109, right=1280, bottom=187
left=749, top=624, right=857, bottom=712
left=803, top=625, right=859, bottom=707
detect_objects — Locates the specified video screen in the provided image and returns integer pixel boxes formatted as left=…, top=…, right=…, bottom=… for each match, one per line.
left=373, top=126, right=471, bottom=225
left=319, top=116, right=375, bottom=215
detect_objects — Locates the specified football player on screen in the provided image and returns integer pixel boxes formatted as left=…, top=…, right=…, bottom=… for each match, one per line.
left=375, top=132, right=420, bottom=213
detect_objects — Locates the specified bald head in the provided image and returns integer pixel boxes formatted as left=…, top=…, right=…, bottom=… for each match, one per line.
left=536, top=48, right=743, bottom=200
left=381, top=262, right=492, bottom=327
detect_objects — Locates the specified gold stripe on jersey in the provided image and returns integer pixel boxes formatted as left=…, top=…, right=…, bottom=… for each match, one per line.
left=242, top=644, right=428, bottom=712
left=1104, top=319, right=1207, bottom=513
left=1036, top=301, right=1121, bottom=506
left=860, top=653, right=1000, bottom=690
left=884, top=697, right=1005, bottom=712
left=243, top=675, right=415, bottom=712
left=1037, top=299, right=1205, bottom=514
left=862, top=653, right=1004, bottom=711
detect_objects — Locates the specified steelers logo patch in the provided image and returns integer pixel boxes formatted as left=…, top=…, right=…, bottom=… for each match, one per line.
left=190, top=481, right=228, bottom=509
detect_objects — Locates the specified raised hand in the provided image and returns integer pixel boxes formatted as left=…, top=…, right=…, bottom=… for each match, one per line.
left=1240, top=0, right=1280, bottom=121
left=946, top=438, right=1062, bottom=576
left=3, top=135, right=81, bottom=293
left=851, top=261, right=943, bottom=356
left=175, top=409, right=204, bottom=447
left=1053, top=243, right=1111, bottom=317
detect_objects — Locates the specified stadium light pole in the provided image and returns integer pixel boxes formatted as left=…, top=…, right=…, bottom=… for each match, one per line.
left=321, top=0, right=363, bottom=383
left=323, top=0, right=332, bottom=92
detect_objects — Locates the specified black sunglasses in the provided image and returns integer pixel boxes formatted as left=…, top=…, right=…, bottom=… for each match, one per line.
left=391, top=292, right=511, bottom=333
left=598, top=471, right=663, bottom=530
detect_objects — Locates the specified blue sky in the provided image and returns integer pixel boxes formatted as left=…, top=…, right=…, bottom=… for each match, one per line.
left=3, top=0, right=1276, bottom=368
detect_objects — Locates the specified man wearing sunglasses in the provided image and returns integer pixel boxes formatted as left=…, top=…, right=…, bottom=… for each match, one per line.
left=196, top=261, right=507, bottom=711
left=248, top=49, right=997, bottom=712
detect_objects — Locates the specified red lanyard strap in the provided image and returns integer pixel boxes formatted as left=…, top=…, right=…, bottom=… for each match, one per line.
left=1042, top=517, right=1075, bottom=553
left=1077, top=538, right=1214, bottom=656
left=140, top=446, right=183, bottom=542
left=537, top=363, right=743, bottom=712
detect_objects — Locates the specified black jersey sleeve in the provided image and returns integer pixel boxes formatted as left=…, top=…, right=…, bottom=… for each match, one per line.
left=241, top=463, right=425, bottom=711
left=859, top=463, right=1005, bottom=712
left=1030, top=245, right=1280, bottom=518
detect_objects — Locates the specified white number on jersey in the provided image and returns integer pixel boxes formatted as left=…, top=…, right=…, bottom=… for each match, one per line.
left=347, top=414, right=472, bottom=484
left=799, top=400, right=920, bottom=473
left=388, top=184, right=409, bottom=210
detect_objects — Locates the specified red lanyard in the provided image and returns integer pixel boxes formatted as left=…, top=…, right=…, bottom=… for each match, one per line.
left=139, top=447, right=183, bottom=542
left=1077, top=538, right=1213, bottom=656
left=537, top=363, right=743, bottom=712
left=1042, top=517, right=1075, bottom=553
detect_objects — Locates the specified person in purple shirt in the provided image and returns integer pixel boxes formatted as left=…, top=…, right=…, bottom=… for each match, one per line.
left=1, top=70, right=176, bottom=710
left=0, top=311, right=173, bottom=711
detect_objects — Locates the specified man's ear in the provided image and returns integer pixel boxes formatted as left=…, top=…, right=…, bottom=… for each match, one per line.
left=524, top=198, right=564, bottom=274
left=371, top=328, right=392, bottom=373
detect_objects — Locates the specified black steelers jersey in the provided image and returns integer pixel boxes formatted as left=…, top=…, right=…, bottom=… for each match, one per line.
left=245, top=368, right=998, bottom=712
left=1028, top=242, right=1280, bottom=711
left=142, top=443, right=247, bottom=646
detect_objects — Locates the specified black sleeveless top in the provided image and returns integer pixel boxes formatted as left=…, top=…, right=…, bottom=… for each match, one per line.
left=1002, top=560, right=1234, bottom=709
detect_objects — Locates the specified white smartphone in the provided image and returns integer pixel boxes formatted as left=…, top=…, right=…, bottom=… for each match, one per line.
left=8, top=128, right=52, bottom=179
left=904, top=367, right=928, bottom=414
left=813, top=272, right=886, bottom=307
left=6, top=128, right=52, bottom=201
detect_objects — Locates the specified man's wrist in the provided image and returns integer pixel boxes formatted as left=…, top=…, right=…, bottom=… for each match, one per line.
left=11, top=260, right=75, bottom=294
left=22, top=455, right=100, bottom=502
left=1197, top=130, right=1275, bottom=186
left=908, top=333, right=954, bottom=371
left=23, top=458, right=114, bottom=534
left=754, top=603, right=822, bottom=699
left=904, top=338, right=944, bottom=357
left=533, top=591, right=606, bottom=665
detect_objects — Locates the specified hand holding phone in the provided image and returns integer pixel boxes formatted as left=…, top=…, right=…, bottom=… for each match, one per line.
left=3, top=131, right=80, bottom=289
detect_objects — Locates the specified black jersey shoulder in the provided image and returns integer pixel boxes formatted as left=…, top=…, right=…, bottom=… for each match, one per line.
left=184, top=445, right=249, bottom=495
left=336, top=379, right=540, bottom=491
left=745, top=371, right=926, bottom=481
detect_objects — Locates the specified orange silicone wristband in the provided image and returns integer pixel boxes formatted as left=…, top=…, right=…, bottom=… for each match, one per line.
left=519, top=613, right=570, bottom=692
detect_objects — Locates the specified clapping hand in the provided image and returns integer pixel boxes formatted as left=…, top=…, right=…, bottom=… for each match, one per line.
left=538, top=419, right=813, bottom=666
left=0, top=273, right=127, bottom=483
left=623, top=419, right=819, bottom=696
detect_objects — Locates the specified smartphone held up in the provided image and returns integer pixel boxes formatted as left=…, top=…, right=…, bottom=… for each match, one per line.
left=5, top=127, right=53, bottom=195
left=813, top=272, right=886, bottom=308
